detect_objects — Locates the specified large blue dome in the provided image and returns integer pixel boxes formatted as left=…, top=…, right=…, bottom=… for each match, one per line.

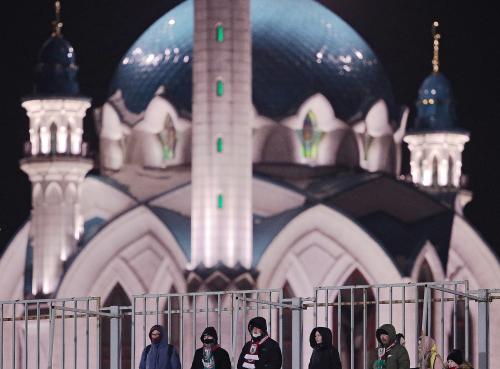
left=110, top=0, right=396, bottom=124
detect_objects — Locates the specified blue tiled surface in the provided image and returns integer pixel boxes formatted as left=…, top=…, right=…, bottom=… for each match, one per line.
left=110, top=0, right=396, bottom=124
left=414, top=72, right=459, bottom=131
left=34, top=35, right=80, bottom=95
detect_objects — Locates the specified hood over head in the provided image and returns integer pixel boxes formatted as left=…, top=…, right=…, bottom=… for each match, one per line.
left=149, top=325, right=167, bottom=345
left=309, top=327, right=333, bottom=349
left=200, top=326, right=218, bottom=344
left=376, top=323, right=397, bottom=345
left=248, top=316, right=268, bottom=336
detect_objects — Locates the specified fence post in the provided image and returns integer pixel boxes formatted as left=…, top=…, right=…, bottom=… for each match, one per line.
left=291, top=297, right=303, bottom=369
left=477, top=290, right=489, bottom=369
left=110, top=306, right=121, bottom=369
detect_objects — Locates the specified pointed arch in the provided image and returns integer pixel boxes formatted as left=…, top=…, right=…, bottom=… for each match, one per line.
left=280, top=282, right=295, bottom=369
left=101, top=283, right=132, bottom=369
left=365, top=99, right=392, bottom=137
left=280, top=93, right=345, bottom=132
left=57, top=206, right=187, bottom=298
left=45, top=182, right=63, bottom=204
left=331, top=269, right=376, bottom=369
left=257, top=204, right=402, bottom=292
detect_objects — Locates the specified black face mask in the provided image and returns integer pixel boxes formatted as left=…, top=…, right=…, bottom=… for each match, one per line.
left=151, top=336, right=162, bottom=344
left=202, top=338, right=216, bottom=344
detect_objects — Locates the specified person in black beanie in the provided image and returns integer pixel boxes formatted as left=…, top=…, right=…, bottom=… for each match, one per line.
left=308, top=327, right=342, bottom=369
left=446, top=349, right=473, bottom=369
left=237, top=316, right=282, bottom=369
left=190, top=326, right=231, bottom=369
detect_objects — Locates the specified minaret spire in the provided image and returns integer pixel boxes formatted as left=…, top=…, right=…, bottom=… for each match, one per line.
left=20, top=1, right=92, bottom=296
left=52, top=0, right=63, bottom=36
left=432, top=21, right=440, bottom=73
left=188, top=0, right=255, bottom=291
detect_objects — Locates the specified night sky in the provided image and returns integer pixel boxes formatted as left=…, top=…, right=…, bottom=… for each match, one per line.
left=1, top=0, right=499, bottom=253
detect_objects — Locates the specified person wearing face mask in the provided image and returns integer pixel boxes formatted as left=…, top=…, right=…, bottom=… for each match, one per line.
left=139, top=325, right=181, bottom=369
left=190, top=326, right=231, bottom=369
left=308, top=327, right=342, bottom=369
left=237, top=316, right=282, bottom=369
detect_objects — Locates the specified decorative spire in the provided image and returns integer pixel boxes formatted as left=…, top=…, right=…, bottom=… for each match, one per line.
left=432, top=21, right=440, bottom=73
left=52, top=0, right=63, bottom=36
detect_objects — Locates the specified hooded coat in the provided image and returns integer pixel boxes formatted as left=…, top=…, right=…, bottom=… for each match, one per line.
left=373, top=324, right=410, bottom=369
left=139, top=325, right=181, bottom=369
left=237, top=317, right=282, bottom=369
left=418, top=336, right=444, bottom=369
left=190, top=327, right=231, bottom=369
left=308, top=327, right=342, bottom=369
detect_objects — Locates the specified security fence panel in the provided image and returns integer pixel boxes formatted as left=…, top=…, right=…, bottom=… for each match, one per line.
left=0, top=297, right=100, bottom=369
left=130, top=289, right=283, bottom=369
left=311, top=281, right=470, bottom=369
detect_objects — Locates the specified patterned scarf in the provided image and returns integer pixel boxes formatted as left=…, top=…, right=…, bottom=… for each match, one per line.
left=242, top=336, right=269, bottom=369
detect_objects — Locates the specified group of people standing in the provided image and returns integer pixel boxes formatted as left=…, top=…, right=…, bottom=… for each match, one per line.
left=374, top=323, right=473, bottom=369
left=138, top=319, right=472, bottom=369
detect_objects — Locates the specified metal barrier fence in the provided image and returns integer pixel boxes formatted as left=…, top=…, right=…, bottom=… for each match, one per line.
left=0, top=297, right=100, bottom=369
left=130, top=289, right=283, bottom=369
left=312, top=281, right=470, bottom=369
left=1, top=282, right=498, bottom=369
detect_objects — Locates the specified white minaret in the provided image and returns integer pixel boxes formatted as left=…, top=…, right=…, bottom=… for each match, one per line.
left=20, top=2, right=92, bottom=295
left=404, top=22, right=469, bottom=190
left=191, top=0, right=253, bottom=269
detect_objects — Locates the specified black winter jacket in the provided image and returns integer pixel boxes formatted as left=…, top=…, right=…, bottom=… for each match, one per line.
left=308, top=327, right=342, bottom=369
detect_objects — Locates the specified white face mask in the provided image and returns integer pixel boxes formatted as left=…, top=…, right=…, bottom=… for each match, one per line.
left=252, top=332, right=262, bottom=339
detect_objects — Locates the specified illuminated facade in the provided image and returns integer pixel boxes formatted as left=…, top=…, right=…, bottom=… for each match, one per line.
left=0, top=1, right=499, bottom=368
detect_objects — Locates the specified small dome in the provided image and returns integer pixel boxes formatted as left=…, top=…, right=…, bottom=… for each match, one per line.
left=414, top=72, right=456, bottom=131
left=34, top=35, right=80, bottom=96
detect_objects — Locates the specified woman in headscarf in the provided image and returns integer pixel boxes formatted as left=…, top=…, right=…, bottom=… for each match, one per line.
left=418, top=336, right=444, bottom=369
left=308, top=327, right=342, bottom=369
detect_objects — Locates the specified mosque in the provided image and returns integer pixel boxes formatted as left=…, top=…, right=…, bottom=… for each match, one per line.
left=0, top=0, right=499, bottom=368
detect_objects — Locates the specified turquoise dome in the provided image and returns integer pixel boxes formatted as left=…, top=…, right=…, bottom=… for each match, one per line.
left=110, top=0, right=397, bottom=124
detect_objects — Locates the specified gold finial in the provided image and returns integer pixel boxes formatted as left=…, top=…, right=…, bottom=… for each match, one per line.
left=52, top=0, right=63, bottom=36
left=432, top=21, right=440, bottom=73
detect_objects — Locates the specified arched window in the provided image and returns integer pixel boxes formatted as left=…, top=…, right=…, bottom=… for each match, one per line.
left=431, top=156, right=439, bottom=186
left=162, top=286, right=181, bottom=350
left=447, top=155, right=454, bottom=187
left=297, top=110, right=323, bottom=160
left=447, top=300, right=473, bottom=362
left=158, top=114, right=176, bottom=160
left=101, top=284, right=132, bottom=369
left=50, top=122, right=58, bottom=155
left=417, top=259, right=436, bottom=338
left=331, top=269, right=376, bottom=369
left=279, top=282, right=294, bottom=369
